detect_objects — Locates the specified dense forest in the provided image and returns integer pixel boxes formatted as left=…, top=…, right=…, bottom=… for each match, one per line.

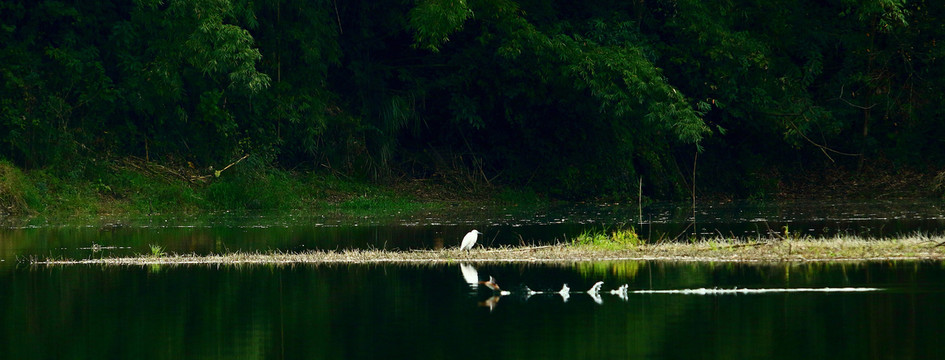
left=1, top=0, right=943, bottom=201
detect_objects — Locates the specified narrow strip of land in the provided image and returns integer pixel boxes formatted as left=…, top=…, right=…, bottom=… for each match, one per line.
left=35, top=236, right=945, bottom=266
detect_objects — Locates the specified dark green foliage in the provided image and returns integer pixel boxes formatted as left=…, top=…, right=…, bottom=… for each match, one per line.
left=2, top=0, right=945, bottom=201
left=409, top=0, right=474, bottom=51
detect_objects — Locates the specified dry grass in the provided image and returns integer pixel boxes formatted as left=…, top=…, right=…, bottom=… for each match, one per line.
left=35, top=234, right=945, bottom=266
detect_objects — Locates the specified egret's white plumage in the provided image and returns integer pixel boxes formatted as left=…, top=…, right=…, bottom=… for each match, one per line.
left=459, top=230, right=483, bottom=251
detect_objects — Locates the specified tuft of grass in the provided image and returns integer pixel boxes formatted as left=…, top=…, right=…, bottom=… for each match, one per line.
left=149, top=244, right=166, bottom=258
left=573, top=227, right=644, bottom=250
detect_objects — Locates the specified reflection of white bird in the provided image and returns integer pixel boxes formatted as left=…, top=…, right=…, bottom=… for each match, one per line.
left=460, top=263, right=479, bottom=290
left=523, top=286, right=538, bottom=300
left=609, top=284, right=629, bottom=294
left=587, top=281, right=604, bottom=304
left=610, top=284, right=629, bottom=301
left=559, top=284, right=570, bottom=302
left=460, top=230, right=483, bottom=251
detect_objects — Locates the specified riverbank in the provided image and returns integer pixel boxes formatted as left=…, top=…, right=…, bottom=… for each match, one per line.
left=35, top=235, right=945, bottom=266
left=3, top=155, right=943, bottom=221
left=0, top=157, right=532, bottom=221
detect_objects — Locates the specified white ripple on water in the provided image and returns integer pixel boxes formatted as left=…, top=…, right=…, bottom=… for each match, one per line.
left=632, top=287, right=882, bottom=295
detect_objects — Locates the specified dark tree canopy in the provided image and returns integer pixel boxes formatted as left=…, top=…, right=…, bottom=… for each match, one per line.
left=1, top=0, right=942, bottom=199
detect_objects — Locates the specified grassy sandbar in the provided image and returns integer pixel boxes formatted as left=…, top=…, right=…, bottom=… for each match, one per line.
left=36, top=235, right=945, bottom=266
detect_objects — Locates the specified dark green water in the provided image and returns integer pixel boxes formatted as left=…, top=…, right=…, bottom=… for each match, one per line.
left=1, top=261, right=942, bottom=359
left=2, top=200, right=945, bottom=263
left=2, top=201, right=945, bottom=359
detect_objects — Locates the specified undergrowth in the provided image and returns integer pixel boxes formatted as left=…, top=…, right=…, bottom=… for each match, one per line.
left=0, top=156, right=454, bottom=218
left=0, top=160, right=42, bottom=214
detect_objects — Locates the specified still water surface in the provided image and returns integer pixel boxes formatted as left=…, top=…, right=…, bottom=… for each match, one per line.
left=1, top=261, right=943, bottom=359
left=2, top=201, right=945, bottom=358
left=3, top=200, right=945, bottom=263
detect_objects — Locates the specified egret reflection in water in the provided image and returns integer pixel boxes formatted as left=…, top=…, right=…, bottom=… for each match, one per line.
left=610, top=284, right=630, bottom=301
left=586, top=281, right=604, bottom=304
left=457, top=263, right=884, bottom=310
left=458, top=264, right=625, bottom=308
left=459, top=263, right=479, bottom=291
left=559, top=284, right=570, bottom=302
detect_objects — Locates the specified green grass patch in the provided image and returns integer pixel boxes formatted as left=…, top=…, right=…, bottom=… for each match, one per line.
left=204, top=171, right=303, bottom=210
left=0, top=160, right=43, bottom=214
left=306, top=174, right=441, bottom=216
left=337, top=194, right=424, bottom=213
left=148, top=244, right=166, bottom=258
left=573, top=227, right=644, bottom=250
left=0, top=157, right=463, bottom=219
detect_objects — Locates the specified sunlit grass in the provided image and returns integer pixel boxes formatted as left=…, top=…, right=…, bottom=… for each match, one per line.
left=572, top=227, right=644, bottom=250
left=148, top=244, right=166, bottom=258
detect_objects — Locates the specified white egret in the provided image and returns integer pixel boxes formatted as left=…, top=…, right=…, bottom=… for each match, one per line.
left=459, top=229, right=483, bottom=251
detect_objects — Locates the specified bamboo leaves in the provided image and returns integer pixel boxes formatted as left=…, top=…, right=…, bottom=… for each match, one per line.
left=409, top=0, right=475, bottom=52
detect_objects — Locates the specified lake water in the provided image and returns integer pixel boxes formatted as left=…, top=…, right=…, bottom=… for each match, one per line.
left=3, top=200, right=945, bottom=263
left=1, top=261, right=942, bottom=359
left=1, top=200, right=945, bottom=359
